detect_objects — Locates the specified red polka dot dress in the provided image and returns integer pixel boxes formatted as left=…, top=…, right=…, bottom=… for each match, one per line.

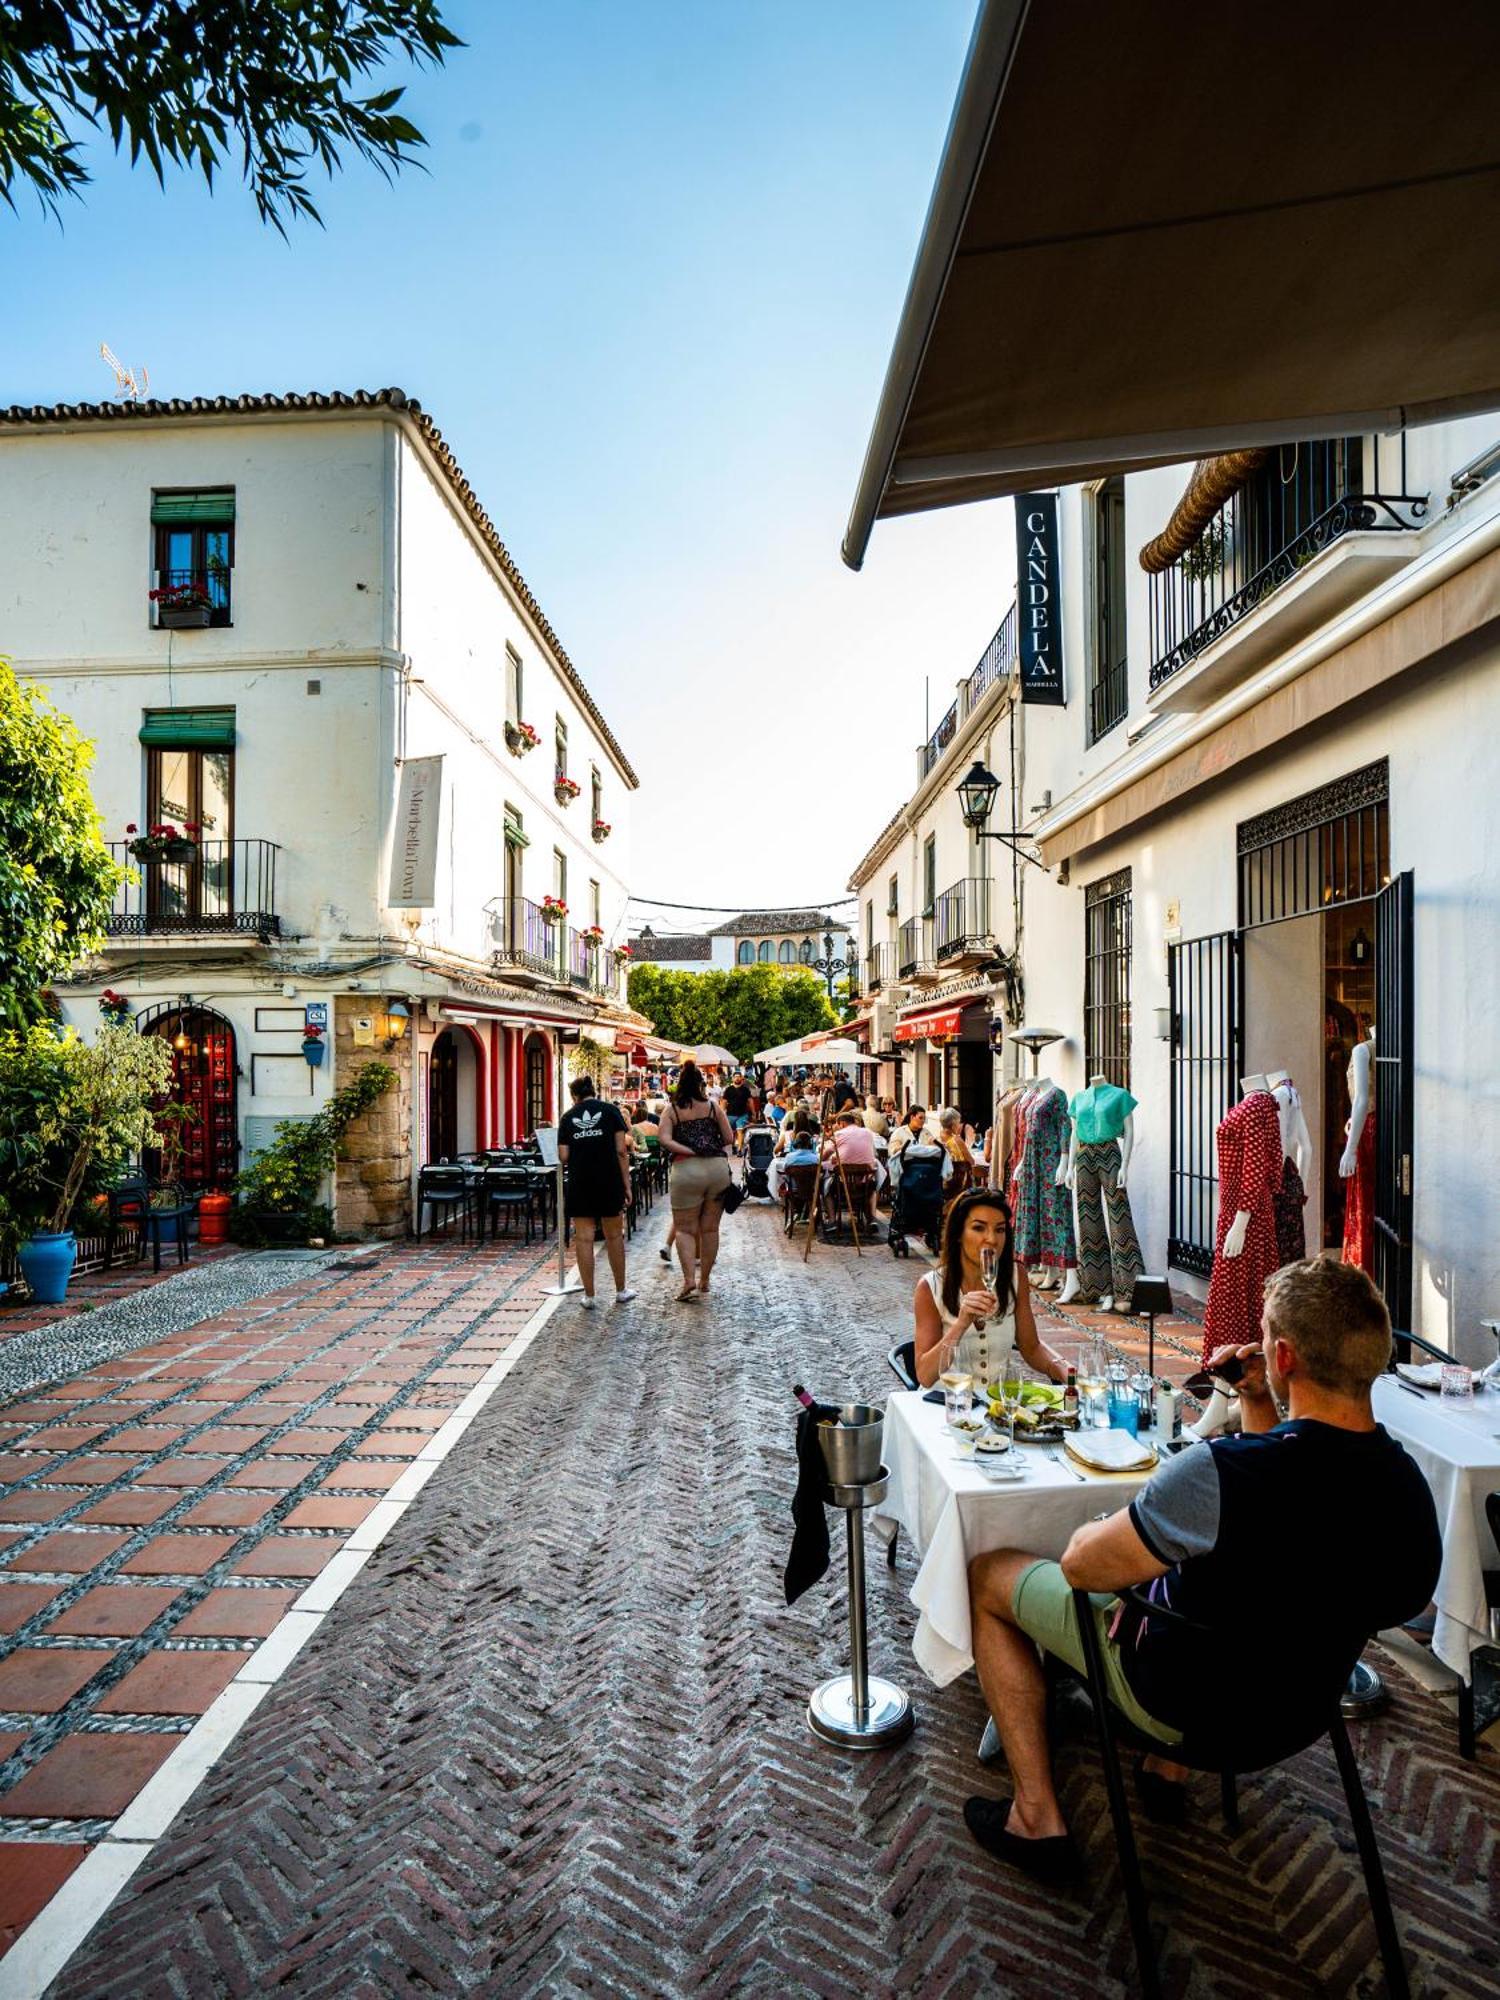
left=1202, top=1091, right=1283, bottom=1367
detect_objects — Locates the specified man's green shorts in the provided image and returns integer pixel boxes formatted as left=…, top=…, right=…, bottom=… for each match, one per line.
left=1012, top=1558, right=1182, bottom=1745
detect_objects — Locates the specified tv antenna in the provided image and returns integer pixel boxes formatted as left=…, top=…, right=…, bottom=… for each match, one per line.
left=100, top=342, right=150, bottom=402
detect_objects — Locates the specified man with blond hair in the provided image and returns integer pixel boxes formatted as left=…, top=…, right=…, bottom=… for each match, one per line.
left=962, top=1257, right=1441, bottom=1882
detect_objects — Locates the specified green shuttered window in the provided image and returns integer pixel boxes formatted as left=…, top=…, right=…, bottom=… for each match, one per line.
left=150, top=490, right=236, bottom=526
left=139, top=708, right=237, bottom=749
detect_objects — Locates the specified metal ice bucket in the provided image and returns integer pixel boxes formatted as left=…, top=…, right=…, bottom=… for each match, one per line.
left=816, top=1404, right=885, bottom=1487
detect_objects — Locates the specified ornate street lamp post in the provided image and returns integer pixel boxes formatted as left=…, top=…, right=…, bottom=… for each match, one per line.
left=810, top=928, right=855, bottom=1000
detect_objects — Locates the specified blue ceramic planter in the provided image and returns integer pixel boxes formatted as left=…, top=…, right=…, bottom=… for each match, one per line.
left=18, top=1231, right=77, bottom=1305
left=303, top=1039, right=325, bottom=1067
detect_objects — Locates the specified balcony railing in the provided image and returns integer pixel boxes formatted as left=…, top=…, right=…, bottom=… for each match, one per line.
left=921, top=600, right=1019, bottom=776
left=1089, top=654, right=1128, bottom=743
left=864, top=943, right=891, bottom=994
left=1147, top=436, right=1426, bottom=690
left=491, top=897, right=566, bottom=978
left=898, top=916, right=934, bottom=980
left=150, top=565, right=231, bottom=628
left=934, top=876, right=993, bottom=961
left=106, top=838, right=278, bottom=937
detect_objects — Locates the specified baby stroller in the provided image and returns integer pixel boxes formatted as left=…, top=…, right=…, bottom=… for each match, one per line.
left=743, top=1124, right=777, bottom=1201
left=889, top=1148, right=946, bottom=1258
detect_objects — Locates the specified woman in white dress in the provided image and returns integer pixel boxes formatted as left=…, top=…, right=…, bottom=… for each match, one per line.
left=913, top=1188, right=1070, bottom=1390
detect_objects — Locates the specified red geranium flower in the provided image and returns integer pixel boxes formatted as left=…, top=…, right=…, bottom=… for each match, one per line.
left=125, top=823, right=138, bottom=834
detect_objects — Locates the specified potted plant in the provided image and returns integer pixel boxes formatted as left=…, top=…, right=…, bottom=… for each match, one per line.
left=149, top=579, right=213, bottom=629
left=0, top=1022, right=173, bottom=1303
left=302, top=1023, right=327, bottom=1068
left=582, top=924, right=605, bottom=949
left=124, top=820, right=200, bottom=864
left=99, top=988, right=132, bottom=1027
left=540, top=895, right=568, bottom=925
left=591, top=818, right=612, bottom=843
left=504, top=719, right=540, bottom=755
left=233, top=1062, right=395, bottom=1245
left=615, top=943, right=632, bottom=964
left=554, top=774, right=582, bottom=806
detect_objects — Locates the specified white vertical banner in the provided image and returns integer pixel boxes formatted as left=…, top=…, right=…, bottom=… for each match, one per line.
left=388, top=755, right=444, bottom=908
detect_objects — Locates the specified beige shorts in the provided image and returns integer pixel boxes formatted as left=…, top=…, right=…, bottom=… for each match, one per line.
left=670, top=1156, right=731, bottom=1213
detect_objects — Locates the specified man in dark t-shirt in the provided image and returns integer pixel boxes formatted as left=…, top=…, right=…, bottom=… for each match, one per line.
left=962, top=1257, right=1441, bottom=1883
left=722, top=1074, right=752, bottom=1153
left=557, top=1076, right=635, bottom=1309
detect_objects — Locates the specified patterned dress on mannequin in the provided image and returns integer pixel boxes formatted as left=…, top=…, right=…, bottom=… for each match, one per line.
left=1273, top=1157, right=1308, bottom=1266
left=1014, top=1087, right=1077, bottom=1271
left=1201, top=1091, right=1283, bottom=1366
left=1341, top=1080, right=1376, bottom=1272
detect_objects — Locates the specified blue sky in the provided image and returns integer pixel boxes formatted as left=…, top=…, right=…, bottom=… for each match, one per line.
left=5, top=0, right=1014, bottom=918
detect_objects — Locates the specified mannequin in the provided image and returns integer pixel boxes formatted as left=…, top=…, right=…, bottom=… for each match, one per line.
left=1059, top=1074, right=1144, bottom=1310
left=1012, top=1077, right=1076, bottom=1287
left=1267, top=1070, right=1313, bottom=1265
left=1201, top=1082, right=1282, bottom=1367
left=1340, top=1027, right=1376, bottom=1271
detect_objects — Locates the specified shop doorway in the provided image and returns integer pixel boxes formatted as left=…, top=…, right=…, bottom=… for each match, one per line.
left=137, top=1003, right=238, bottom=1189
left=523, top=1033, right=552, bottom=1137
left=429, top=1028, right=480, bottom=1160
left=944, top=1041, right=992, bottom=1131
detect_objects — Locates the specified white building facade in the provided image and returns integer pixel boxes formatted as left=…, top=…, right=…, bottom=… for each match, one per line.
left=1009, top=417, right=1500, bottom=1363
left=0, top=388, right=640, bottom=1236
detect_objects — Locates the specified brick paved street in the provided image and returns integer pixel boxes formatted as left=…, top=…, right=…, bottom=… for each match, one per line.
left=0, top=1200, right=1484, bottom=1997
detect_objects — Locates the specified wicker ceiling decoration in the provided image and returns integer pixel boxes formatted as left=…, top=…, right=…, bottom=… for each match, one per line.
left=1138, top=448, right=1271, bottom=574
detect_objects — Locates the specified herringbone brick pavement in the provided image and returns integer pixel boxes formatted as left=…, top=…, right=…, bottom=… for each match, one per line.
left=51, top=1211, right=1500, bottom=1999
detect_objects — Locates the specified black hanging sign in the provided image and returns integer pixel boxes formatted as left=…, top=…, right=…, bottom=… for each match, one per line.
left=1015, top=493, right=1065, bottom=706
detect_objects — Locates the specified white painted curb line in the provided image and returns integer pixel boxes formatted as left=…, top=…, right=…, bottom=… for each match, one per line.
left=0, top=1288, right=564, bottom=2000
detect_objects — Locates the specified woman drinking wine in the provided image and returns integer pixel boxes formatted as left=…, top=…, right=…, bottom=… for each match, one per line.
left=913, top=1189, right=1070, bottom=1391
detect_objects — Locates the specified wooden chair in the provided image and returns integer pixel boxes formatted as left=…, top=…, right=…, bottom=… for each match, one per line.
left=780, top=1162, right=817, bottom=1235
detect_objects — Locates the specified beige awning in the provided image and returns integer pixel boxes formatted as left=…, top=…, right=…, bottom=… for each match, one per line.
left=843, top=0, right=1500, bottom=568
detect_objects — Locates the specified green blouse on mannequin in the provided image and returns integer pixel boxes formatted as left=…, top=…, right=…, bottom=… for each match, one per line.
left=1068, top=1081, right=1137, bottom=1145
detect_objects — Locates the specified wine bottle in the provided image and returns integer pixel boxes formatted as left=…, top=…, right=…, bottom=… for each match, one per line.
left=792, top=1384, right=817, bottom=1411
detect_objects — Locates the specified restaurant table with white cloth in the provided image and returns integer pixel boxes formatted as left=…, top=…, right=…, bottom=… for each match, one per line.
left=874, top=1389, right=1156, bottom=1687
left=1372, top=1373, right=1500, bottom=1682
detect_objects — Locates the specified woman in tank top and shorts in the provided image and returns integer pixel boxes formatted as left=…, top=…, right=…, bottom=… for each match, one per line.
left=913, top=1187, right=1070, bottom=1391
left=658, top=1062, right=735, bottom=1302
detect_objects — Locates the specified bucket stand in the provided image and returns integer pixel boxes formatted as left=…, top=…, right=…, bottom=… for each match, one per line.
left=807, top=1467, right=914, bottom=1749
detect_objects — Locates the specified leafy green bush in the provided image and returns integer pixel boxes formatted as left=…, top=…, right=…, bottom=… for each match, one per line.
left=0, top=1022, right=173, bottom=1250
left=233, top=1061, right=395, bottom=1240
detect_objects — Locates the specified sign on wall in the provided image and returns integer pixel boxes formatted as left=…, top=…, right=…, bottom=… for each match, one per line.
left=304, top=1001, right=329, bottom=1031
left=387, top=755, right=445, bottom=908
left=1015, top=493, right=1065, bottom=706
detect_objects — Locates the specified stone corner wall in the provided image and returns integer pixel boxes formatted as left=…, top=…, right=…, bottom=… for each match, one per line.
left=333, top=998, right=413, bottom=1240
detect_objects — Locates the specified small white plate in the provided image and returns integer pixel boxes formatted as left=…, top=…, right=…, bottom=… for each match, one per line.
left=975, top=1455, right=1026, bottom=1482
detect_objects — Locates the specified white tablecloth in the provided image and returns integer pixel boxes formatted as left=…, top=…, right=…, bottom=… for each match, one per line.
left=1373, top=1375, right=1500, bottom=1681
left=875, top=1390, right=1156, bottom=1687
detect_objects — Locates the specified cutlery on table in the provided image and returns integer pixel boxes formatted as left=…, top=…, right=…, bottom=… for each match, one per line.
left=1045, top=1444, right=1086, bottom=1483
left=1393, top=1378, right=1429, bottom=1400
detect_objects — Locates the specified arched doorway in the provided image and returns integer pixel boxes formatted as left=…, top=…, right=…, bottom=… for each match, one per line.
left=523, top=1031, right=552, bottom=1137
left=429, top=1027, right=482, bottom=1160
left=137, top=1003, right=239, bottom=1189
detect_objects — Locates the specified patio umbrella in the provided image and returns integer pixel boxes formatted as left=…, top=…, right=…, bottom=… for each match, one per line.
left=687, top=1043, right=740, bottom=1067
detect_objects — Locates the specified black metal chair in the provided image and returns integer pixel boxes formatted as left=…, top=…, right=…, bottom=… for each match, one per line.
left=478, top=1166, right=534, bottom=1245
left=1070, top=1586, right=1410, bottom=2000
left=886, top=1339, right=918, bottom=1391
left=417, top=1164, right=472, bottom=1241
left=1458, top=1491, right=1500, bottom=1760
left=103, top=1177, right=194, bottom=1273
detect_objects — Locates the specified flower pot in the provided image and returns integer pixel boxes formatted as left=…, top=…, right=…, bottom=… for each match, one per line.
left=158, top=607, right=211, bottom=630
left=18, top=1231, right=77, bottom=1305
left=303, top=1039, right=326, bottom=1067
left=161, top=840, right=197, bottom=864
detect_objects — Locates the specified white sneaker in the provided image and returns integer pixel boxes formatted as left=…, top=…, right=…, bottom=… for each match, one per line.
left=613, top=1288, right=637, bottom=1305
left=579, top=1293, right=596, bottom=1310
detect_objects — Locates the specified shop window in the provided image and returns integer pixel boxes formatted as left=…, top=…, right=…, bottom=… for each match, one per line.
left=737, top=941, right=754, bottom=965
left=1237, top=759, right=1390, bottom=925
left=1083, top=868, right=1132, bottom=1088
left=151, top=489, right=234, bottom=626
left=778, top=940, right=794, bottom=963
left=1089, top=476, right=1127, bottom=743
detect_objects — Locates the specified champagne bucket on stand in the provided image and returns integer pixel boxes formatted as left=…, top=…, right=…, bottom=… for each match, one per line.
left=815, top=1405, right=884, bottom=1487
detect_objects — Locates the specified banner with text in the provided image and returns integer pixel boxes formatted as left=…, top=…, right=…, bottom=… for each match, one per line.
left=1015, top=493, right=1065, bottom=706
left=388, top=755, right=444, bottom=908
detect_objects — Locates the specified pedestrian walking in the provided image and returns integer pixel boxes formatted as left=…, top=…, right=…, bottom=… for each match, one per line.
left=558, top=1075, right=637, bottom=1308
left=658, top=1060, right=733, bottom=1301
left=722, top=1071, right=753, bottom=1153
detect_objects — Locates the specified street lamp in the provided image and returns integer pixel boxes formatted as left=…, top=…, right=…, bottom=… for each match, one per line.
left=810, top=929, right=854, bottom=999
left=957, top=760, right=1047, bottom=869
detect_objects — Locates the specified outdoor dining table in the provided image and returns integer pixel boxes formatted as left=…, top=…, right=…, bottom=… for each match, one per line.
left=874, top=1389, right=1158, bottom=1686
left=1372, top=1373, right=1500, bottom=1688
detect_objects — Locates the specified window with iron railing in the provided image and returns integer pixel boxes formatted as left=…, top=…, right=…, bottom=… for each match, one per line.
left=1084, top=869, right=1132, bottom=1089
left=1089, top=477, right=1128, bottom=743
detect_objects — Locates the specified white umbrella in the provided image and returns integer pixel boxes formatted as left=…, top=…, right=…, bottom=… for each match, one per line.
left=687, top=1043, right=740, bottom=1067
left=752, top=1036, right=810, bottom=1066
left=805, top=1039, right=883, bottom=1066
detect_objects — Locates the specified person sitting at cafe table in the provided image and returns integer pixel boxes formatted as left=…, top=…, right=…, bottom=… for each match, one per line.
left=767, top=1125, right=821, bottom=1203
left=962, top=1257, right=1441, bottom=1883
left=888, top=1106, right=950, bottom=1187
left=914, top=1188, right=1067, bottom=1391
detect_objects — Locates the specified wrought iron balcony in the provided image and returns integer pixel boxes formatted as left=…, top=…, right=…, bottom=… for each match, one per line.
left=898, top=916, right=935, bottom=980
left=864, top=943, right=891, bottom=995
left=934, top=876, right=993, bottom=961
left=1147, top=436, right=1426, bottom=691
left=491, top=897, right=567, bottom=979
left=106, top=838, right=278, bottom=938
left=920, top=601, right=1018, bottom=777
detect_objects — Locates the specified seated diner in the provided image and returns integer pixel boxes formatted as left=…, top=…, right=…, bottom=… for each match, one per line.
left=913, top=1188, right=1068, bottom=1391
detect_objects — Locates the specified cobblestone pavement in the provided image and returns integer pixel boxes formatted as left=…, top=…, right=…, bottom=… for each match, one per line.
left=0, top=1231, right=557, bottom=1965
left=13, top=1201, right=1491, bottom=1998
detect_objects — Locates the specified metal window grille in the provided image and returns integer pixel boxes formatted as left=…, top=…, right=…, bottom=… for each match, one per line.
left=1083, top=870, right=1132, bottom=1087
left=1167, top=931, right=1243, bottom=1275
left=1237, top=760, right=1390, bottom=927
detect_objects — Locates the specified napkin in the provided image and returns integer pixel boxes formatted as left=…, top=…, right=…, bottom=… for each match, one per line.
left=784, top=1403, right=834, bottom=1605
left=1395, top=1362, right=1445, bottom=1388
left=1065, top=1430, right=1158, bottom=1474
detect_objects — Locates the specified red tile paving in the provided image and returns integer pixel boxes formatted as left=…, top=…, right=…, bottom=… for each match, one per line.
left=75, top=1492, right=180, bottom=1526
left=175, top=1588, right=299, bottom=1638
left=0, top=1584, right=61, bottom=1632
left=0, top=1648, right=116, bottom=1712
left=176, top=1493, right=280, bottom=1529
left=48, top=1586, right=181, bottom=1637
left=320, top=1462, right=407, bottom=1492
left=0, top=1842, right=90, bottom=1954
left=0, top=1455, right=63, bottom=1483
left=9, top=1532, right=127, bottom=1574
left=132, top=1458, right=234, bottom=1488
left=0, top=1491, right=81, bottom=1524
left=233, top=1536, right=343, bottom=1578
left=94, top=1427, right=188, bottom=1452
left=97, top=1649, right=250, bottom=1715
left=3, top=1733, right=179, bottom=1817
left=282, top=1496, right=379, bottom=1529
left=225, top=1459, right=322, bottom=1490
left=120, top=1535, right=237, bottom=1576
